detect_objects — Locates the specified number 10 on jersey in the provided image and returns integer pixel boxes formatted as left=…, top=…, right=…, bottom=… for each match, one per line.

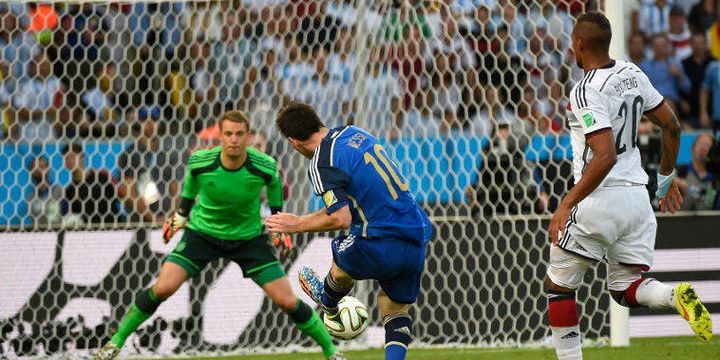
left=364, top=144, right=409, bottom=200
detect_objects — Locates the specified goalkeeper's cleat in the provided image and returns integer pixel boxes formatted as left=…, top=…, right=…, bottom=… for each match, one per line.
left=92, top=342, right=121, bottom=360
left=298, top=266, right=337, bottom=314
left=674, top=282, right=713, bottom=343
left=327, top=351, right=347, bottom=360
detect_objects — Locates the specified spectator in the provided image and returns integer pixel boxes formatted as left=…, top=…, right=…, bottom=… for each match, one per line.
left=299, top=48, right=353, bottom=128
left=700, top=58, right=720, bottom=131
left=117, top=106, right=186, bottom=223
left=430, top=14, right=475, bottom=68
left=402, top=91, right=442, bottom=137
left=60, top=143, right=120, bottom=225
left=26, top=155, right=62, bottom=226
left=688, top=0, right=716, bottom=33
left=638, top=0, right=672, bottom=37
left=10, top=54, right=64, bottom=142
left=529, top=117, right=572, bottom=213
left=491, top=3, right=527, bottom=56
left=628, top=32, right=648, bottom=65
left=382, top=3, right=432, bottom=43
left=362, top=47, right=401, bottom=136
left=467, top=84, right=513, bottom=138
left=277, top=41, right=315, bottom=101
left=390, top=25, right=428, bottom=109
left=430, top=50, right=462, bottom=118
left=56, top=4, right=109, bottom=99
left=467, top=5, right=494, bottom=56
left=81, top=65, right=117, bottom=123
left=0, top=9, right=39, bottom=87
left=528, top=1, right=574, bottom=49
left=709, top=2, right=720, bottom=59
left=241, top=50, right=286, bottom=137
left=681, top=32, right=712, bottom=129
left=640, top=34, right=691, bottom=111
left=479, top=23, right=526, bottom=104
left=523, top=30, right=561, bottom=89
left=677, top=134, right=718, bottom=210
left=668, top=7, right=691, bottom=61
left=465, top=122, right=537, bottom=216
left=328, top=26, right=356, bottom=84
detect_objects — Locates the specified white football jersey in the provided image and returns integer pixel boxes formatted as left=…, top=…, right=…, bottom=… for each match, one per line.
left=567, top=59, right=664, bottom=186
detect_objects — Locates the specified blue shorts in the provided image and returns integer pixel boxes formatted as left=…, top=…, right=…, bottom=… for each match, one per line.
left=331, top=234, right=427, bottom=304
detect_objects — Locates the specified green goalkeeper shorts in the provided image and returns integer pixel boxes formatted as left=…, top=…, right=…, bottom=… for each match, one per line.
left=166, top=228, right=285, bottom=286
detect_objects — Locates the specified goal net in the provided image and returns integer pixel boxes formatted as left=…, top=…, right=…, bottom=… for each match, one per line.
left=0, top=0, right=610, bottom=357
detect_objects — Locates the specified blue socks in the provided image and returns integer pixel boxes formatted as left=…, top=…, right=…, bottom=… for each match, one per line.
left=384, top=314, right=412, bottom=360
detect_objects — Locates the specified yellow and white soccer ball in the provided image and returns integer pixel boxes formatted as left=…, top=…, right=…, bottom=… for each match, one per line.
left=322, top=296, right=369, bottom=340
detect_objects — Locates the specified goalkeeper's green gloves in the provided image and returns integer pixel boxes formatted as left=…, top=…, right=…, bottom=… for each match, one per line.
left=162, top=212, right=187, bottom=244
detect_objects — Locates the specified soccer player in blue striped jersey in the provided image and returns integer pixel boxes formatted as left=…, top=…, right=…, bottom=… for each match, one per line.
left=267, top=102, right=433, bottom=360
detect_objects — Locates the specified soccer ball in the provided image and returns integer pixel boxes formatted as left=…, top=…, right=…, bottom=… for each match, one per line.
left=322, top=296, right=369, bottom=340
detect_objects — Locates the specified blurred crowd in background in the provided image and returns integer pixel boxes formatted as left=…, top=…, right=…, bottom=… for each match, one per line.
left=1, top=0, right=718, bottom=228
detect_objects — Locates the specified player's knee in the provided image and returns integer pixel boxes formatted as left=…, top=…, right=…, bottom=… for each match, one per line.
left=377, top=291, right=410, bottom=316
left=272, top=294, right=299, bottom=312
left=546, top=247, right=590, bottom=291
left=152, top=281, right=181, bottom=300
left=607, top=263, right=642, bottom=293
left=544, top=275, right=575, bottom=293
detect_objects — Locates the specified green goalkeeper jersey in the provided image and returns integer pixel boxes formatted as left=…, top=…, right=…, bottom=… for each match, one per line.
left=181, top=146, right=283, bottom=240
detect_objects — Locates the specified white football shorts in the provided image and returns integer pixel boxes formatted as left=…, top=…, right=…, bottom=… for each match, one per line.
left=548, top=185, right=657, bottom=291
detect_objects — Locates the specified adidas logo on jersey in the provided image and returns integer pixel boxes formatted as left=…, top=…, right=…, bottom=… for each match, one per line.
left=561, top=331, right=580, bottom=340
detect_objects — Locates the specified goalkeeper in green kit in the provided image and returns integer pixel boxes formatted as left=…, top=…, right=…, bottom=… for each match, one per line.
left=94, top=111, right=344, bottom=360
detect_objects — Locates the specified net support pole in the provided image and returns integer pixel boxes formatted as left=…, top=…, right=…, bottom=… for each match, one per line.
left=605, top=0, right=631, bottom=347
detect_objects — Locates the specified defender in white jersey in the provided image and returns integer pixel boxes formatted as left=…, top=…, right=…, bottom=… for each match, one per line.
left=544, top=13, right=712, bottom=360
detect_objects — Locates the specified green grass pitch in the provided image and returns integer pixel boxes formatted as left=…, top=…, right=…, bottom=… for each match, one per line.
left=148, top=336, right=717, bottom=359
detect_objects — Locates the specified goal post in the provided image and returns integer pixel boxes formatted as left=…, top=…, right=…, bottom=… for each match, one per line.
left=604, top=0, right=631, bottom=348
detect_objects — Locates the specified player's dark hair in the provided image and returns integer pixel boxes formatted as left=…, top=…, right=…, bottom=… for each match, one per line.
left=576, top=12, right=612, bottom=51
left=276, top=101, right=325, bottom=141
left=219, top=110, right=250, bottom=132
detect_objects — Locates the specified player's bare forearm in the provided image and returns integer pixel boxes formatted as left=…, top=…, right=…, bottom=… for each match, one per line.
left=265, top=206, right=351, bottom=234
left=645, top=103, right=681, bottom=175
left=561, top=130, right=617, bottom=209
left=299, top=207, right=351, bottom=232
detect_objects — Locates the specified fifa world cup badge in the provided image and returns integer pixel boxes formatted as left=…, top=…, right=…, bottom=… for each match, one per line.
left=323, top=190, right=338, bottom=207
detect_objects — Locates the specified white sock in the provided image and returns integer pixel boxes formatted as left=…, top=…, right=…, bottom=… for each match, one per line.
left=551, top=325, right=583, bottom=360
left=635, top=279, right=674, bottom=310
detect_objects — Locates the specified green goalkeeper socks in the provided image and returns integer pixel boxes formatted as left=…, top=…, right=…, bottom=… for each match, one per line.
left=292, top=301, right=337, bottom=358
left=110, top=304, right=152, bottom=347
left=110, top=288, right=162, bottom=348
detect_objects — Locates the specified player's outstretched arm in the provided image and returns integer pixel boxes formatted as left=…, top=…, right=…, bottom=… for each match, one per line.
left=548, top=129, right=616, bottom=244
left=266, top=206, right=352, bottom=234
left=645, top=103, right=683, bottom=213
